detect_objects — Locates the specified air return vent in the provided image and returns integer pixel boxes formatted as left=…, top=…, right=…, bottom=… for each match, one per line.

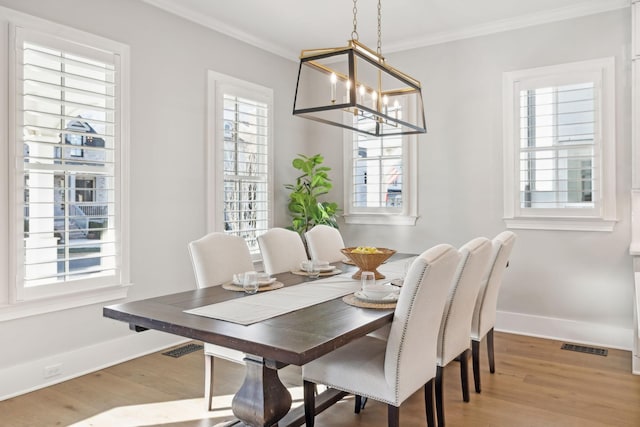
left=162, top=343, right=203, bottom=358
left=561, top=343, right=608, bottom=356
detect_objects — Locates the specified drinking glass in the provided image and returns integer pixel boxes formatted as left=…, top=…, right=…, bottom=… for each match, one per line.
left=243, top=271, right=259, bottom=294
left=361, top=271, right=376, bottom=296
left=306, top=260, right=320, bottom=279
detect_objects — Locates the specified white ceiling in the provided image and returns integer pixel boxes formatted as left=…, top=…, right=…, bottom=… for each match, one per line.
left=141, top=0, right=628, bottom=60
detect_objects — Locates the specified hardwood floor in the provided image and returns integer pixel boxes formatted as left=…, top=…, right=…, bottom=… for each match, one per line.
left=2, top=332, right=640, bottom=427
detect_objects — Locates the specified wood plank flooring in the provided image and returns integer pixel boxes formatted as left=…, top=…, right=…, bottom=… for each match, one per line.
left=1, top=332, right=640, bottom=426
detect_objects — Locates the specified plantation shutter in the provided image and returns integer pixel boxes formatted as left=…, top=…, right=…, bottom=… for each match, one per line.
left=15, top=27, right=120, bottom=297
left=351, top=122, right=404, bottom=210
left=221, top=93, right=270, bottom=254
left=518, top=82, right=598, bottom=211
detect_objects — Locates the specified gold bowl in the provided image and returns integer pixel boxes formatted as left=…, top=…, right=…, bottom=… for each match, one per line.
left=341, top=247, right=396, bottom=280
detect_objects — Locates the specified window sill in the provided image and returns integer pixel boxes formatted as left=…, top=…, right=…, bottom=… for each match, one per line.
left=0, top=283, right=131, bottom=322
left=343, top=213, right=419, bottom=226
left=504, top=217, right=617, bottom=232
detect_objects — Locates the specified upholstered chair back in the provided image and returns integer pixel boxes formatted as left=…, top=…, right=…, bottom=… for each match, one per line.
left=471, top=231, right=517, bottom=341
left=437, top=237, right=493, bottom=366
left=188, top=232, right=254, bottom=288
left=258, top=227, right=308, bottom=275
left=188, top=232, right=252, bottom=410
left=384, top=244, right=461, bottom=402
left=305, top=225, right=346, bottom=263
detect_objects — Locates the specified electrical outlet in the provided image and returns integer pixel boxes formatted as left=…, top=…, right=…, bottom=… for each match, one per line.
left=43, top=363, right=62, bottom=379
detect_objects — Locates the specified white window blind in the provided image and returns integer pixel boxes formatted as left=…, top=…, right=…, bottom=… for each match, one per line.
left=519, top=83, right=596, bottom=209
left=503, top=58, right=616, bottom=231
left=342, top=109, right=419, bottom=226
left=351, top=131, right=404, bottom=210
left=222, top=94, right=270, bottom=253
left=207, top=72, right=273, bottom=255
left=14, top=27, right=121, bottom=298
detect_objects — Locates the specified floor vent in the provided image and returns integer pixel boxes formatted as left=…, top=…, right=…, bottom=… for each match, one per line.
left=162, top=343, right=203, bottom=358
left=561, top=343, right=608, bottom=356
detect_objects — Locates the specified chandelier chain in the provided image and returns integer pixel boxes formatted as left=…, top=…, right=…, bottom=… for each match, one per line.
left=352, top=0, right=359, bottom=40
left=377, top=0, right=382, bottom=55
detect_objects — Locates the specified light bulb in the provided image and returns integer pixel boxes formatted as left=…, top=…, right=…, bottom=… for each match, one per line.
left=330, top=73, right=337, bottom=103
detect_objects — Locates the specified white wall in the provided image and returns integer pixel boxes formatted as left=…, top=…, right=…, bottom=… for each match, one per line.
left=316, top=9, right=634, bottom=349
left=0, top=0, right=308, bottom=399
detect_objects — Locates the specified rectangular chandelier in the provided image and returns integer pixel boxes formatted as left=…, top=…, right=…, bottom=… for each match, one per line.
left=293, top=39, right=426, bottom=137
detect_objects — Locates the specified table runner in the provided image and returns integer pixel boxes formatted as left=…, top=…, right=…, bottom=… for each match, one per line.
left=184, top=258, right=413, bottom=325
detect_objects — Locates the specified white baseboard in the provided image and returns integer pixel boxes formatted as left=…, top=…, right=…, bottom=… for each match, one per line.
left=2, top=312, right=634, bottom=400
left=0, top=330, right=189, bottom=401
left=496, top=310, right=633, bottom=351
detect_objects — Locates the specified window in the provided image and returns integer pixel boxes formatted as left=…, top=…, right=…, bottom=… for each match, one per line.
left=4, top=18, right=130, bottom=318
left=503, top=58, right=616, bottom=231
left=207, top=72, right=273, bottom=256
left=343, top=109, right=418, bottom=225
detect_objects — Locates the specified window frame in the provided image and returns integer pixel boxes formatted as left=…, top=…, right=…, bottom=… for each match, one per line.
left=206, top=71, right=274, bottom=258
left=342, top=131, right=418, bottom=225
left=502, top=57, right=617, bottom=231
left=2, top=12, right=130, bottom=321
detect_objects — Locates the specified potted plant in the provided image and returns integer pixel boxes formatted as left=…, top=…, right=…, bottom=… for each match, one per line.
left=285, top=154, right=339, bottom=236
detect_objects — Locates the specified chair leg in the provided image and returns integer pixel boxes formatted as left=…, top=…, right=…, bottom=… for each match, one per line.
left=355, top=395, right=362, bottom=414
left=487, top=327, right=496, bottom=373
left=204, top=354, right=214, bottom=411
left=459, top=349, right=470, bottom=402
left=435, top=365, right=445, bottom=427
left=303, top=380, right=316, bottom=427
left=472, top=339, right=481, bottom=393
left=424, top=379, right=435, bottom=427
left=387, top=404, right=400, bottom=427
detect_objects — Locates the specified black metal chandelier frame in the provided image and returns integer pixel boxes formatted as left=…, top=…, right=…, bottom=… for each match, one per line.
left=292, top=0, right=426, bottom=137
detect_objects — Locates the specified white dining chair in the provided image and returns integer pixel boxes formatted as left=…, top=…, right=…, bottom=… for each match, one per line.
left=188, top=232, right=254, bottom=411
left=305, top=224, right=346, bottom=263
left=257, top=227, right=308, bottom=275
left=302, top=244, right=461, bottom=427
left=470, top=230, right=516, bottom=393
left=435, top=237, right=492, bottom=427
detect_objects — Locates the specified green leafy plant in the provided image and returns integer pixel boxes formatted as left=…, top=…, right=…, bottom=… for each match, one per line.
left=285, top=154, right=339, bottom=235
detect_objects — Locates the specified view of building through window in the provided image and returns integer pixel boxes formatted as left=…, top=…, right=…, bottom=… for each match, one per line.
left=519, top=83, right=595, bottom=209
left=352, top=115, right=404, bottom=209
left=20, top=39, right=117, bottom=289
left=222, top=94, right=269, bottom=254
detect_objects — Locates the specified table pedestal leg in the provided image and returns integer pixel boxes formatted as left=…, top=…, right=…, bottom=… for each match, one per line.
left=231, top=356, right=292, bottom=427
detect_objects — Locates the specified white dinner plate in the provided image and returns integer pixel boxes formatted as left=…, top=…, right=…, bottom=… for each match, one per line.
left=232, top=277, right=276, bottom=286
left=354, top=290, right=399, bottom=304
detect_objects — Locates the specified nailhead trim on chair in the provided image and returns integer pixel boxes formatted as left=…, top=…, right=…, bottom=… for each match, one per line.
left=393, top=263, right=429, bottom=404
left=437, top=252, right=470, bottom=364
left=472, top=248, right=500, bottom=340
left=471, top=233, right=515, bottom=341
left=305, top=263, right=431, bottom=407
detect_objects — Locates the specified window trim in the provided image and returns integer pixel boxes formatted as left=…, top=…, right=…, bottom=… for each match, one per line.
left=502, top=57, right=617, bottom=232
left=206, top=71, right=274, bottom=257
left=2, top=11, right=130, bottom=320
left=342, top=129, right=418, bottom=226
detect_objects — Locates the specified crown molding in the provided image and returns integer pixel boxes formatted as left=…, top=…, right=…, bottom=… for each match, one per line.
left=140, top=0, right=297, bottom=60
left=142, top=0, right=630, bottom=61
left=385, top=0, right=630, bottom=53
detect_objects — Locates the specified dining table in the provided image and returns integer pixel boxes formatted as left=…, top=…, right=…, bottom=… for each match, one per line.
left=103, top=254, right=413, bottom=427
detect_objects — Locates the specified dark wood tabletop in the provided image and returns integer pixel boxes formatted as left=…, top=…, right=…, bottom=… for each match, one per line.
left=103, top=260, right=405, bottom=366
